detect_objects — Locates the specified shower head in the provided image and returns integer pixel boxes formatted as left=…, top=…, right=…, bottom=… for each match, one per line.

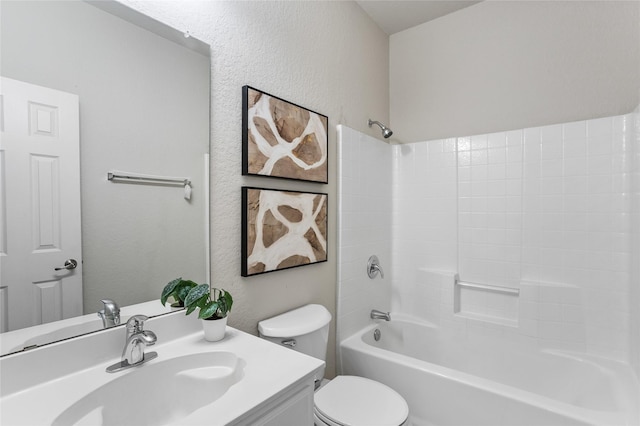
left=368, top=119, right=393, bottom=138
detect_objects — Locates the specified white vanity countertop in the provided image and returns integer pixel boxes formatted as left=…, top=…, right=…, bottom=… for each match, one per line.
left=0, top=313, right=324, bottom=425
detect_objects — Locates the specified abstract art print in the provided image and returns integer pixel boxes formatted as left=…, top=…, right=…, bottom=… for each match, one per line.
left=242, top=86, right=328, bottom=183
left=241, top=187, right=328, bottom=276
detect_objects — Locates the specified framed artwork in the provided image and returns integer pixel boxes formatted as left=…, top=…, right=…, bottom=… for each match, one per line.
left=241, top=187, right=328, bottom=276
left=242, top=86, right=328, bottom=183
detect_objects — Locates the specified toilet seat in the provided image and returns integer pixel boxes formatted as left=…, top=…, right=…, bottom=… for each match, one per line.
left=314, top=375, right=409, bottom=426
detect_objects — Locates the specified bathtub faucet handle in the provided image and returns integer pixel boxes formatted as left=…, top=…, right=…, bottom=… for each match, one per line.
left=367, top=255, right=384, bottom=279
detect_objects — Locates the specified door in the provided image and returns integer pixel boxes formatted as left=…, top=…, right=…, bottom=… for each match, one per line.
left=0, top=76, right=82, bottom=332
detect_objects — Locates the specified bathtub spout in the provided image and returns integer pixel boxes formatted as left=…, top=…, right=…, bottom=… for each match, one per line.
left=371, top=309, right=391, bottom=321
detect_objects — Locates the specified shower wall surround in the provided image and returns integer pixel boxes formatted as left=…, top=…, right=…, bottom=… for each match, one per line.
left=631, top=107, right=640, bottom=375
left=338, top=109, right=639, bottom=372
left=337, top=125, right=393, bottom=344
left=394, top=112, right=637, bottom=362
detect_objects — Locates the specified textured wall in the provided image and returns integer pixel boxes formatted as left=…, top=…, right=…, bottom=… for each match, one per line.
left=391, top=1, right=640, bottom=142
left=122, top=0, right=390, bottom=377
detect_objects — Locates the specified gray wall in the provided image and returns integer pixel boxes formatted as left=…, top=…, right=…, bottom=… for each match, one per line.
left=391, top=1, right=640, bottom=142
left=1, top=1, right=210, bottom=313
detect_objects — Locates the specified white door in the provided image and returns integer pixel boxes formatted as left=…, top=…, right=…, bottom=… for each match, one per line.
left=0, top=77, right=82, bottom=332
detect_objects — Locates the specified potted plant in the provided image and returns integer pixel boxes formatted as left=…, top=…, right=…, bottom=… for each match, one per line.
left=184, top=283, right=233, bottom=341
left=161, top=278, right=198, bottom=308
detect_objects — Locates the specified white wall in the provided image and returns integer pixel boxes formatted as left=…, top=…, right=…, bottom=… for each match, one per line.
left=339, top=112, right=639, bottom=377
left=336, top=125, right=393, bottom=371
left=1, top=1, right=210, bottom=314
left=386, top=0, right=640, bottom=377
left=391, top=138, right=458, bottom=322
left=123, top=0, right=390, bottom=378
left=390, top=1, right=640, bottom=142
left=393, top=111, right=638, bottom=362
left=632, top=108, right=640, bottom=376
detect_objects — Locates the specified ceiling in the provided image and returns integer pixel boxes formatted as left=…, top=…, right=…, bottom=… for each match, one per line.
left=356, top=0, right=482, bottom=34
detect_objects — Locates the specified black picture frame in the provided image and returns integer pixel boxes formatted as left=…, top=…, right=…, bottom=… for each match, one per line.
left=242, top=86, right=328, bottom=183
left=241, top=187, right=328, bottom=277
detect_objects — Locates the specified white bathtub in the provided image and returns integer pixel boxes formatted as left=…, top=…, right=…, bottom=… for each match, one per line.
left=340, top=319, right=639, bottom=426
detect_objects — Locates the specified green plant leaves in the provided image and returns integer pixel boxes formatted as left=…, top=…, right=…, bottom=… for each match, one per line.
left=180, top=283, right=233, bottom=320
left=185, top=283, right=210, bottom=307
left=198, top=301, right=219, bottom=319
left=176, top=280, right=197, bottom=302
left=161, top=277, right=182, bottom=305
left=161, top=278, right=198, bottom=306
left=219, top=289, right=233, bottom=314
left=185, top=304, right=199, bottom=316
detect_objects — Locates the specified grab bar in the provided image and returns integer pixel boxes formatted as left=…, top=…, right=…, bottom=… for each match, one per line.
left=454, top=275, right=519, bottom=295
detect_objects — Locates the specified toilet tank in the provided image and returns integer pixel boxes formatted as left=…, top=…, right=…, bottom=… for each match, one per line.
left=258, top=304, right=331, bottom=379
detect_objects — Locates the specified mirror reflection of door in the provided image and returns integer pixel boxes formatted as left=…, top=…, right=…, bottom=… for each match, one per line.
left=0, top=1, right=210, bottom=354
left=0, top=77, right=82, bottom=332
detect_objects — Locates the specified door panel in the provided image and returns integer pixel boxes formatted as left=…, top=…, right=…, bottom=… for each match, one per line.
left=0, top=76, right=82, bottom=332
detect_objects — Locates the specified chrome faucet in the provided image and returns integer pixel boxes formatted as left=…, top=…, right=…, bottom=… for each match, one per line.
left=367, top=255, right=384, bottom=279
left=371, top=309, right=391, bottom=321
left=106, top=315, right=158, bottom=373
left=122, top=315, right=157, bottom=364
left=97, top=299, right=120, bottom=328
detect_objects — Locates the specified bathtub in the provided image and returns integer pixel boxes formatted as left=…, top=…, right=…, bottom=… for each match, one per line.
left=340, top=318, right=639, bottom=426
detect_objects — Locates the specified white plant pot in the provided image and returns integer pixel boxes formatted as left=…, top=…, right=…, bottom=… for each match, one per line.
left=201, top=316, right=227, bottom=342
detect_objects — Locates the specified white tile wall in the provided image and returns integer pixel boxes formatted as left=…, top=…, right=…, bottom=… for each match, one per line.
left=392, top=140, right=458, bottom=275
left=631, top=108, right=640, bottom=377
left=338, top=109, right=638, bottom=367
left=519, top=115, right=634, bottom=359
left=390, top=113, right=637, bottom=362
left=337, top=125, right=393, bottom=356
left=458, top=129, right=523, bottom=287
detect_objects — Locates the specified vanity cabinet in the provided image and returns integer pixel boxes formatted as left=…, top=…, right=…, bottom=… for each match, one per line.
left=232, top=378, right=316, bottom=425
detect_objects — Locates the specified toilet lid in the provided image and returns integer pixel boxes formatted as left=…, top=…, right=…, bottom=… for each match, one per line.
left=314, top=376, right=409, bottom=426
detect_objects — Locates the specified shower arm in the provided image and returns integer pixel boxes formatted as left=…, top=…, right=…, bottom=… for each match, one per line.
left=368, top=119, right=393, bottom=139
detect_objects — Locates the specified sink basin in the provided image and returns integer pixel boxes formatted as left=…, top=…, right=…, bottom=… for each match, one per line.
left=52, top=352, right=244, bottom=426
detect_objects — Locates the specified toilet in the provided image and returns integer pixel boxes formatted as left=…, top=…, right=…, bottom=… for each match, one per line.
left=258, top=304, right=409, bottom=426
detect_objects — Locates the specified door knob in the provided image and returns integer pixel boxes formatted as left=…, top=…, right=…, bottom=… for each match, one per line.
left=54, top=259, right=78, bottom=271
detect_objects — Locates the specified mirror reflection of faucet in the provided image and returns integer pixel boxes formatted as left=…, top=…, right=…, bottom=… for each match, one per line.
left=367, top=255, right=384, bottom=279
left=97, top=299, right=121, bottom=328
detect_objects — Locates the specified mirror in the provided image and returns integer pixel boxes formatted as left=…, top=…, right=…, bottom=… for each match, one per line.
left=0, top=0, right=210, bottom=356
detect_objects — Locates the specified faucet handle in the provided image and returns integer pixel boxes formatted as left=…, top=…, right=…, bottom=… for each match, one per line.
left=126, top=315, right=149, bottom=333
left=367, top=255, right=384, bottom=279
